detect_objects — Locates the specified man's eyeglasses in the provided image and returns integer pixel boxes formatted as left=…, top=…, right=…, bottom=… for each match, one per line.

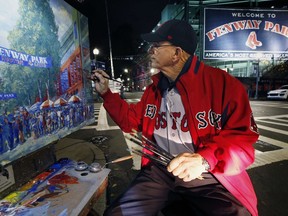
left=148, top=43, right=174, bottom=52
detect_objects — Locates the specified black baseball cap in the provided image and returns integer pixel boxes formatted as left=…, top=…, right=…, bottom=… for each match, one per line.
left=141, top=19, right=197, bottom=55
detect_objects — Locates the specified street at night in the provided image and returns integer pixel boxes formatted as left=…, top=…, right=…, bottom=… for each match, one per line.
left=250, top=100, right=287, bottom=163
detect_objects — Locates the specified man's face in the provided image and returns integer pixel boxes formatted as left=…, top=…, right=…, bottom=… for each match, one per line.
left=148, top=42, right=176, bottom=72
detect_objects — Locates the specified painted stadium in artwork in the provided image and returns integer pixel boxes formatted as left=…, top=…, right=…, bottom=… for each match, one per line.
left=0, top=0, right=94, bottom=165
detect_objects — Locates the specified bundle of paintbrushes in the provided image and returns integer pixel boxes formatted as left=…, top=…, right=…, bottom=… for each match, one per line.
left=125, top=129, right=174, bottom=166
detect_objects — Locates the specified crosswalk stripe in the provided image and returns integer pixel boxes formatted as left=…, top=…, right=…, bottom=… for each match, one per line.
left=260, top=118, right=288, bottom=123
left=250, top=102, right=288, bottom=109
left=249, top=148, right=288, bottom=169
left=256, top=119, right=288, bottom=127
left=257, top=124, right=288, bottom=135
left=258, top=135, right=287, bottom=149
left=254, top=114, right=288, bottom=120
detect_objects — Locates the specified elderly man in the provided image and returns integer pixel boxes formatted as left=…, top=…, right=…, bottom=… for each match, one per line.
left=92, top=19, right=259, bottom=216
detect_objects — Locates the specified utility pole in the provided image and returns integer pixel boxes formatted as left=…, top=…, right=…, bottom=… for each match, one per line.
left=254, top=59, right=260, bottom=99
left=105, top=0, right=115, bottom=80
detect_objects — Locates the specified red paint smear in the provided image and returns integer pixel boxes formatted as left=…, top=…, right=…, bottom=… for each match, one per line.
left=36, top=172, right=52, bottom=181
left=48, top=171, right=78, bottom=185
left=20, top=172, right=52, bottom=191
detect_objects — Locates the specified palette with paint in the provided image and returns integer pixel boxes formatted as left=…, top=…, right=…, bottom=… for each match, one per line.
left=0, top=159, right=110, bottom=215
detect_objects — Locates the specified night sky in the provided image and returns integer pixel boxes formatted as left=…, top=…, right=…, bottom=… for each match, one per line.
left=66, top=0, right=180, bottom=61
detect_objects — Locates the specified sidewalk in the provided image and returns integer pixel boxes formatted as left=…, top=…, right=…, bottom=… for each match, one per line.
left=248, top=160, right=288, bottom=216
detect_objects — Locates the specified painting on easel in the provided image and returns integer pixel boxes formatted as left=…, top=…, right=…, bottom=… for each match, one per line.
left=0, top=0, right=94, bottom=165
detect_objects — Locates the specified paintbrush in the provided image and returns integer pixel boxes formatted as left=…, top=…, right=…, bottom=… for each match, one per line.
left=78, top=68, right=122, bottom=83
left=130, top=147, right=169, bottom=166
left=130, top=130, right=174, bottom=160
left=87, top=74, right=122, bottom=83
left=125, top=134, right=172, bottom=164
left=129, top=130, right=205, bottom=180
left=125, top=130, right=175, bottom=166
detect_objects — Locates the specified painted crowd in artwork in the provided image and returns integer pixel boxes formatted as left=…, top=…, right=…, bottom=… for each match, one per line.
left=0, top=95, right=94, bottom=153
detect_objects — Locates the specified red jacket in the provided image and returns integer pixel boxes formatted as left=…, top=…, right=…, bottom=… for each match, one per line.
left=102, top=55, right=259, bottom=216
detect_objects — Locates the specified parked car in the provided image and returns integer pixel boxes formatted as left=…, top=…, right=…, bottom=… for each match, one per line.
left=267, top=85, right=288, bottom=100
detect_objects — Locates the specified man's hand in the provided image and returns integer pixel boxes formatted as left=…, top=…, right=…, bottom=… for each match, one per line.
left=167, top=153, right=207, bottom=182
left=91, top=69, right=109, bottom=95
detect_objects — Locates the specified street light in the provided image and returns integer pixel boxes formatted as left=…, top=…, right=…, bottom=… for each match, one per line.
left=123, top=68, right=131, bottom=90
left=93, top=48, right=99, bottom=69
left=123, top=68, right=129, bottom=83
